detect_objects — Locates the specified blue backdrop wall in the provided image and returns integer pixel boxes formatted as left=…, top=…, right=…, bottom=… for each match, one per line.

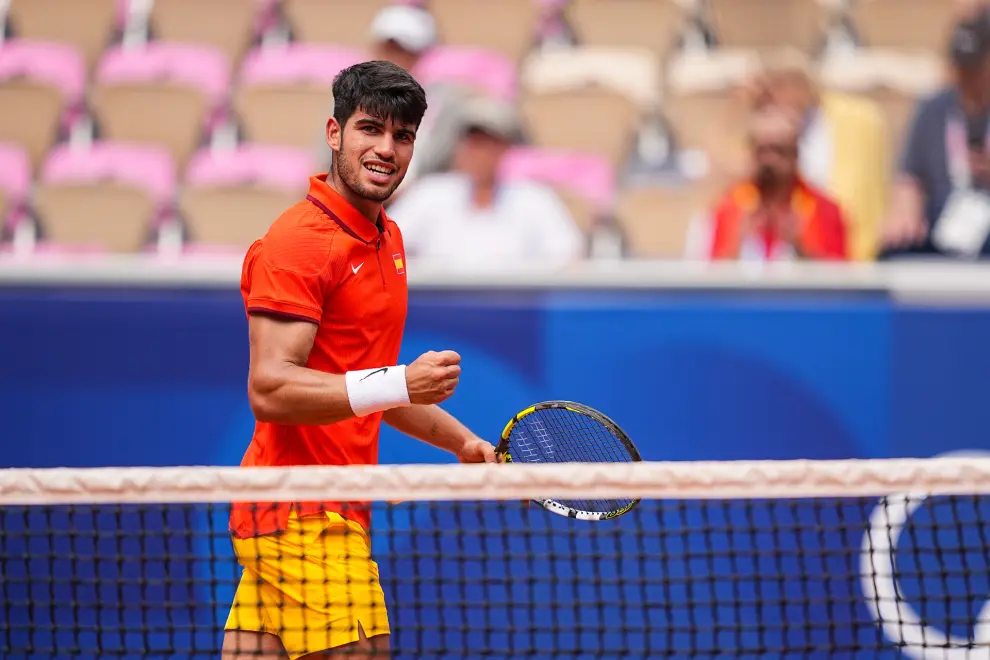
left=1, top=286, right=988, bottom=659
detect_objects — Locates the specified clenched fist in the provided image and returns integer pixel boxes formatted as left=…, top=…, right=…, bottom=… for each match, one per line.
left=406, top=350, right=461, bottom=405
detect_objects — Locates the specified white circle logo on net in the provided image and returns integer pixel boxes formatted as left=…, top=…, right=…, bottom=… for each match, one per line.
left=860, top=450, right=990, bottom=659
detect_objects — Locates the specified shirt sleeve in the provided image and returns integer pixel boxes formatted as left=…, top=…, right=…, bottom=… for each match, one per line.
left=244, top=227, right=333, bottom=324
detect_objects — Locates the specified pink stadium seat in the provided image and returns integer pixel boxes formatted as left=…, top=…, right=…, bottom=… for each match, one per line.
left=181, top=145, right=313, bottom=249
left=185, top=144, right=314, bottom=189
left=41, top=143, right=177, bottom=209
left=235, top=45, right=365, bottom=147
left=0, top=39, right=87, bottom=108
left=414, top=47, right=518, bottom=101
left=0, top=39, right=88, bottom=172
left=499, top=147, right=616, bottom=209
left=33, top=143, right=177, bottom=252
left=92, top=43, right=232, bottom=168
left=96, top=43, right=231, bottom=117
left=238, top=44, right=366, bottom=87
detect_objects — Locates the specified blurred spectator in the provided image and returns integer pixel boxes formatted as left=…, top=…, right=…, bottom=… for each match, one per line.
left=707, top=107, right=848, bottom=261
left=882, top=7, right=990, bottom=259
left=747, top=51, right=888, bottom=261
left=387, top=98, right=584, bottom=268
left=318, top=5, right=465, bottom=187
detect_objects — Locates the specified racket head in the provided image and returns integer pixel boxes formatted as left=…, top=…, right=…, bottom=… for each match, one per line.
left=495, top=401, right=642, bottom=521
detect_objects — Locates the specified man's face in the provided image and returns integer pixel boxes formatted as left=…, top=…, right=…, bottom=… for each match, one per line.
left=327, top=109, right=417, bottom=203
left=452, top=128, right=508, bottom=185
left=750, top=115, right=799, bottom=188
left=768, top=74, right=813, bottom=116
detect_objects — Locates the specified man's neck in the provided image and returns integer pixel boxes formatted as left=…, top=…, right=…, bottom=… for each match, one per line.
left=471, top=180, right=496, bottom=209
left=328, top=169, right=382, bottom=224
left=758, top=178, right=796, bottom=206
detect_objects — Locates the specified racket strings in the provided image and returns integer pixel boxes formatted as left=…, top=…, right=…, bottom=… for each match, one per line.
left=508, top=407, right=635, bottom=513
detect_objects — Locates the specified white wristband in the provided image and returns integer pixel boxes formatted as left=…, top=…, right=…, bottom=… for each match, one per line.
left=345, top=365, right=410, bottom=417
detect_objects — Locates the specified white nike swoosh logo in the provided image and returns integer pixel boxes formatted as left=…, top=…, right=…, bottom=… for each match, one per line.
left=351, top=263, right=364, bottom=274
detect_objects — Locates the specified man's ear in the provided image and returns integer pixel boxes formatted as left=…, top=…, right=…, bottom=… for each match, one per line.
left=326, top=117, right=342, bottom=152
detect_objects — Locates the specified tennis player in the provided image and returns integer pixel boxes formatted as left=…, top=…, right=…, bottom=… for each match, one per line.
left=221, top=60, right=497, bottom=660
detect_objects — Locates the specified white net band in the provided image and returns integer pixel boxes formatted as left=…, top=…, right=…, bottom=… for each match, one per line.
left=3, top=457, right=990, bottom=505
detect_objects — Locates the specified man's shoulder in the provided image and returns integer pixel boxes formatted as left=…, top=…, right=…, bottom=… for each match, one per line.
left=254, top=199, right=341, bottom=275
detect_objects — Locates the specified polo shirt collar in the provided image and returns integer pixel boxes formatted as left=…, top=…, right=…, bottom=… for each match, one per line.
left=306, top=174, right=383, bottom=244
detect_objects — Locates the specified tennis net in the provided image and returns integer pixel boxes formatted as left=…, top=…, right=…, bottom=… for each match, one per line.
left=2, top=458, right=990, bottom=659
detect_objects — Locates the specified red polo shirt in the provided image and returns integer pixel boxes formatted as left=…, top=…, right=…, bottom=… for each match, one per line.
left=230, top=174, right=408, bottom=538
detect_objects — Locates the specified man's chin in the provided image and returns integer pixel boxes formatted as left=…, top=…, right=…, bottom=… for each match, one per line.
left=357, top=181, right=401, bottom=203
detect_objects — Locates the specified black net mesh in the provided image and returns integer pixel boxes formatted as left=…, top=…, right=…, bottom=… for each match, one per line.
left=2, top=494, right=990, bottom=659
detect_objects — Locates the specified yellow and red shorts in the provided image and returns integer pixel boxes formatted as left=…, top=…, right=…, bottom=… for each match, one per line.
left=225, top=511, right=390, bottom=659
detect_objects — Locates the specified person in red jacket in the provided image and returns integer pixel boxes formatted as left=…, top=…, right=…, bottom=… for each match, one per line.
left=709, top=107, right=849, bottom=261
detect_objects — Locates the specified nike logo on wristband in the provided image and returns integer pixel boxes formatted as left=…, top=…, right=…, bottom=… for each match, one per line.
left=360, top=367, right=388, bottom=381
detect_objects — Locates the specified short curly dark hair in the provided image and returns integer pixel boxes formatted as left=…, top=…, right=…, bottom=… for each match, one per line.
left=331, top=60, right=428, bottom=131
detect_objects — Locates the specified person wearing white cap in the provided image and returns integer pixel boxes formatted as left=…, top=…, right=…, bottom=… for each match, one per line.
left=369, top=4, right=437, bottom=72
left=387, top=97, right=584, bottom=270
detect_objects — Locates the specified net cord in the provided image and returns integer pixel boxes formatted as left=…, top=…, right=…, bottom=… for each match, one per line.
left=2, top=458, right=990, bottom=505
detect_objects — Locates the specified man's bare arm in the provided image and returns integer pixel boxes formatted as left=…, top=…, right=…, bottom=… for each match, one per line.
left=383, top=405, right=496, bottom=463
left=247, top=314, right=355, bottom=425
left=247, top=313, right=463, bottom=425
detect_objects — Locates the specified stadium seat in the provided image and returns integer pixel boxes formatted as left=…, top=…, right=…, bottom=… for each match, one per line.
left=33, top=143, right=176, bottom=252
left=282, top=0, right=393, bottom=46
left=707, top=0, right=828, bottom=53
left=429, top=0, right=541, bottom=62
left=6, top=0, right=119, bottom=71
left=498, top=147, right=615, bottom=233
left=180, top=145, right=313, bottom=248
left=90, top=43, right=232, bottom=170
left=851, top=0, right=956, bottom=53
left=0, top=40, right=86, bottom=173
left=415, top=47, right=518, bottom=101
left=521, top=47, right=662, bottom=110
left=616, top=177, right=728, bottom=258
left=0, top=143, right=31, bottom=234
left=520, top=88, right=643, bottom=169
left=664, top=88, right=748, bottom=154
left=234, top=45, right=364, bottom=148
left=148, top=0, right=259, bottom=66
left=565, top=0, right=689, bottom=59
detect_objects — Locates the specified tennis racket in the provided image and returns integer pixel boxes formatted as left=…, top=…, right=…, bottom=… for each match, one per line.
left=495, top=400, right=642, bottom=521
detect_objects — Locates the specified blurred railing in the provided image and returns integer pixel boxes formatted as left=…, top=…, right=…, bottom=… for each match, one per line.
left=2, top=255, right=990, bottom=301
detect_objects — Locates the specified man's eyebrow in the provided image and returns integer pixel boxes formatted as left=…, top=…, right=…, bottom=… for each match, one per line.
left=354, top=117, right=386, bottom=128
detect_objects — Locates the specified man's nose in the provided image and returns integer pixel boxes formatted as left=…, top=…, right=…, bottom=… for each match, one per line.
left=374, top=135, right=396, bottom=160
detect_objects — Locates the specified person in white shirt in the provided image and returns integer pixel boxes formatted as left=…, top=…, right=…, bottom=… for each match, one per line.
left=387, top=98, right=585, bottom=269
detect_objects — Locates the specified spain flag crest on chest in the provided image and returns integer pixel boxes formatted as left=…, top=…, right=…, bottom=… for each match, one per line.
left=392, top=253, right=404, bottom=275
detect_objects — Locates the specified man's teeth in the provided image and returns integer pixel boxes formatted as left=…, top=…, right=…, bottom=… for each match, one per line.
left=365, top=164, right=392, bottom=175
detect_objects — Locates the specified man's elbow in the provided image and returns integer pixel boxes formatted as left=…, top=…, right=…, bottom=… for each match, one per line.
left=248, top=372, right=282, bottom=423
